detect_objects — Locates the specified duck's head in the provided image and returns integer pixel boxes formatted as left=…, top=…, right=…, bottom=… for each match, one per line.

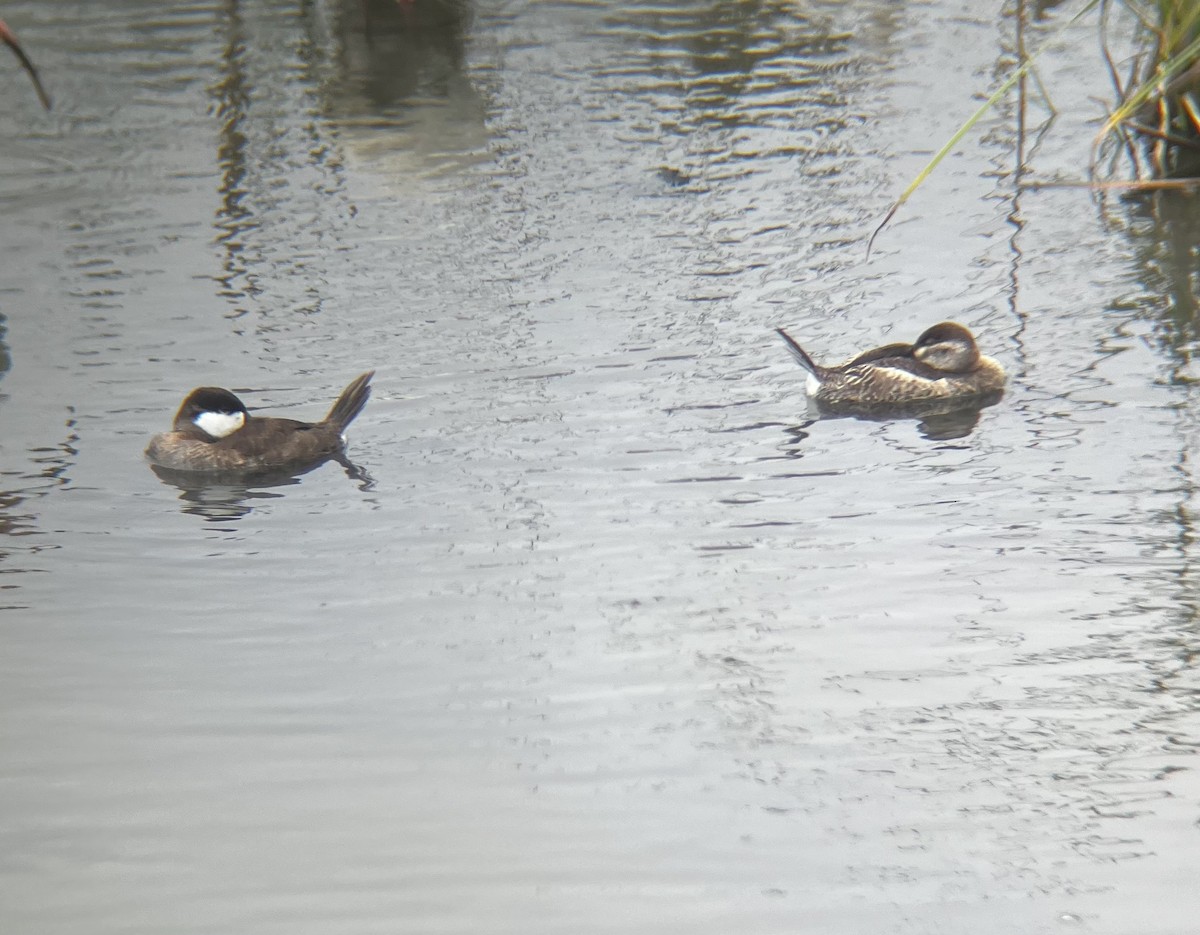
left=174, top=387, right=249, bottom=439
left=912, top=322, right=981, bottom=373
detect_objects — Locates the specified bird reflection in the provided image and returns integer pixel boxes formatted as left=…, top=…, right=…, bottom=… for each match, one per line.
left=150, top=455, right=374, bottom=522
left=788, top=391, right=1003, bottom=443
left=911, top=401, right=997, bottom=441
left=855, top=392, right=1001, bottom=441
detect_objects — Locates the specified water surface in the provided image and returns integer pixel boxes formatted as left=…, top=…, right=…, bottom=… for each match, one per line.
left=2, top=1, right=1199, bottom=933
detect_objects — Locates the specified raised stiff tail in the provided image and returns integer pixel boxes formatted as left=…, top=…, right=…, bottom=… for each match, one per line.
left=324, top=371, right=374, bottom=432
left=775, top=328, right=819, bottom=376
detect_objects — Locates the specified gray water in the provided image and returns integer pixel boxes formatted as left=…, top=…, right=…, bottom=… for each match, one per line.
left=2, top=1, right=1199, bottom=933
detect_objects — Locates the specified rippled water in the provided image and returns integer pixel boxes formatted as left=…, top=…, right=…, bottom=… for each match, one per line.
left=2, top=1, right=1200, bottom=933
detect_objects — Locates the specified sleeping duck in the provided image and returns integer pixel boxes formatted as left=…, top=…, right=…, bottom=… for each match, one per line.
left=776, top=322, right=1005, bottom=414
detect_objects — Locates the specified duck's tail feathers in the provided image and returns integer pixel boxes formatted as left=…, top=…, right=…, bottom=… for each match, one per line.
left=776, top=328, right=820, bottom=376
left=324, top=371, right=374, bottom=432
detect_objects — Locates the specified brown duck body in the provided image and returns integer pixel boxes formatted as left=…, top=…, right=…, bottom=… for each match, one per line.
left=146, top=371, right=373, bottom=474
left=777, top=322, right=1005, bottom=413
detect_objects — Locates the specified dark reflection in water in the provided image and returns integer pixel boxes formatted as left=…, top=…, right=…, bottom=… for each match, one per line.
left=1120, top=190, right=1200, bottom=358
left=211, top=0, right=256, bottom=318
left=322, top=0, right=487, bottom=173
left=605, top=0, right=850, bottom=68
left=600, top=0, right=853, bottom=125
left=1116, top=189, right=1200, bottom=652
left=912, top=404, right=991, bottom=440
left=150, top=455, right=373, bottom=521
left=0, top=413, right=77, bottom=605
left=813, top=391, right=1004, bottom=440
left=586, top=0, right=872, bottom=302
left=0, top=314, right=11, bottom=382
left=28, top=414, right=78, bottom=491
left=0, top=488, right=40, bottom=608
left=161, top=478, right=290, bottom=522
left=336, top=0, right=474, bottom=107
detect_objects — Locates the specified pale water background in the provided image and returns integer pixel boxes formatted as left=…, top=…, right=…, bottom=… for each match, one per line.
left=2, top=1, right=1199, bottom=933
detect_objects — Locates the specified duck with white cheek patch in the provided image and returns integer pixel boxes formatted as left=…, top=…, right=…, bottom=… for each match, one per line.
left=146, top=372, right=374, bottom=475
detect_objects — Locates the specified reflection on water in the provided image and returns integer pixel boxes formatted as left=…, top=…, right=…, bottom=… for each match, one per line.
left=346, top=0, right=474, bottom=107
left=150, top=454, right=374, bottom=521
left=0, top=488, right=40, bottom=609
left=211, top=0, right=254, bottom=317
left=801, top=391, right=1005, bottom=441
left=326, top=0, right=487, bottom=173
left=911, top=403, right=991, bottom=440
left=162, top=477, right=291, bottom=522
left=1119, top=189, right=1200, bottom=362
left=0, top=411, right=76, bottom=606
left=599, top=0, right=858, bottom=162
left=0, top=314, right=11, bottom=381
left=605, top=0, right=851, bottom=86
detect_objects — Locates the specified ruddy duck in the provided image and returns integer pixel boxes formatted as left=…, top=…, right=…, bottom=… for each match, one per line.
left=776, top=322, right=1005, bottom=412
left=146, top=371, right=374, bottom=474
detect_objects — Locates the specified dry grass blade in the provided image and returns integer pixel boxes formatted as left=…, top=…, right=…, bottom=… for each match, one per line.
left=1124, top=118, right=1200, bottom=149
left=866, top=69, right=1026, bottom=260
left=868, top=0, right=1099, bottom=259
left=1023, top=176, right=1200, bottom=189
left=0, top=18, right=52, bottom=111
left=1182, top=90, right=1200, bottom=133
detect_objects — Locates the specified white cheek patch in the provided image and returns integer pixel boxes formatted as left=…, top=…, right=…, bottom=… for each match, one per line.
left=194, top=410, right=246, bottom=439
left=917, top=343, right=958, bottom=369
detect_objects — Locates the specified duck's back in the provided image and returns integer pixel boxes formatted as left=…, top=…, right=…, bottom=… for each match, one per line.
left=818, top=353, right=1004, bottom=409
